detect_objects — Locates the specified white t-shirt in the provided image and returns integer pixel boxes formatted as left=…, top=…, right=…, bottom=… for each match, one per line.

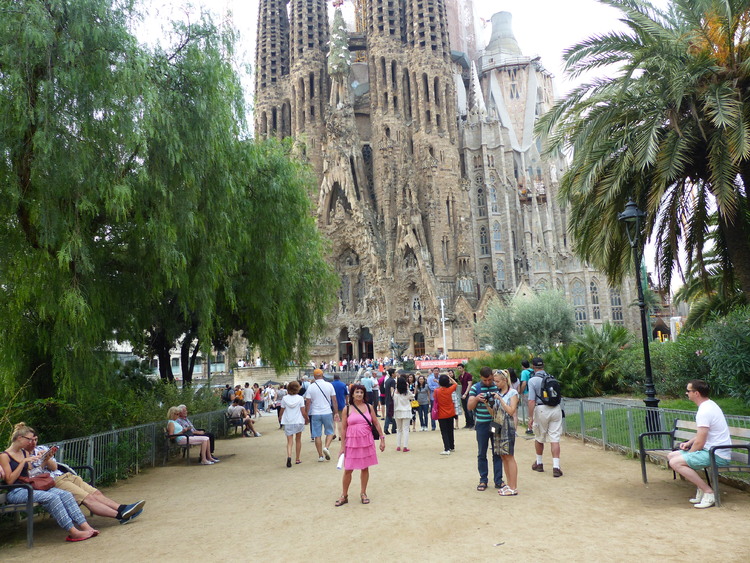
left=696, top=399, right=732, bottom=460
left=280, top=395, right=305, bottom=425
left=305, top=379, right=335, bottom=415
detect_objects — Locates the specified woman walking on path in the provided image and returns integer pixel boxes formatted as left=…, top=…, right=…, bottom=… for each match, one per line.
left=392, top=375, right=414, bottom=452
left=0, top=423, right=100, bottom=542
left=490, top=370, right=519, bottom=496
left=415, top=374, right=430, bottom=431
left=336, top=384, right=385, bottom=506
left=279, top=380, right=308, bottom=467
left=407, top=373, right=417, bottom=430
left=433, top=374, right=457, bottom=455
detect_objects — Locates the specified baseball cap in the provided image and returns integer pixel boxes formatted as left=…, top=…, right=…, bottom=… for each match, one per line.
left=532, top=357, right=544, bottom=367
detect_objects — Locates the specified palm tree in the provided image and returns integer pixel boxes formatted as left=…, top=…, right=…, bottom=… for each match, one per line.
left=537, top=0, right=750, bottom=296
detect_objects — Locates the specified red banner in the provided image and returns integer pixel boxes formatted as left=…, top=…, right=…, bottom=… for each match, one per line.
left=415, top=359, right=468, bottom=369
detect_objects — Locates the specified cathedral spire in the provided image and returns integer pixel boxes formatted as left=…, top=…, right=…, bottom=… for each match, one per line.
left=470, top=61, right=486, bottom=115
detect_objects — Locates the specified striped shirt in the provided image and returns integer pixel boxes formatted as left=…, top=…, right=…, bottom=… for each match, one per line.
left=469, top=382, right=499, bottom=423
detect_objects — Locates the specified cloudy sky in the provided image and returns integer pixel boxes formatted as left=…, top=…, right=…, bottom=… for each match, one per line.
left=143, top=0, right=670, bottom=96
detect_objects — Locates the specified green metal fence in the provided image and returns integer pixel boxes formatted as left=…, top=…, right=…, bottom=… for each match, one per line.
left=53, top=409, right=228, bottom=485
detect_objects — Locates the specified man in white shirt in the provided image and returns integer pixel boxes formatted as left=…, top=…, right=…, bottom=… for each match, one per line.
left=304, top=369, right=340, bottom=462
left=667, top=379, right=732, bottom=508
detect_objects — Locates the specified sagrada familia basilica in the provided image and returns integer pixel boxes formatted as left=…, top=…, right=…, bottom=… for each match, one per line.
left=253, top=0, right=638, bottom=362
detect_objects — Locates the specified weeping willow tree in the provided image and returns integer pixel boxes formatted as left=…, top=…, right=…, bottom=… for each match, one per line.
left=0, top=0, right=336, bottom=398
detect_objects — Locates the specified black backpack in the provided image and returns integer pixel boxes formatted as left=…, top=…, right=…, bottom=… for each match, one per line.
left=221, top=387, right=232, bottom=403
left=538, top=371, right=562, bottom=406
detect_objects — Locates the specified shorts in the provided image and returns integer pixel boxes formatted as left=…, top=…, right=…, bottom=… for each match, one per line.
left=681, top=449, right=731, bottom=470
left=284, top=423, right=305, bottom=436
left=53, top=472, right=98, bottom=504
left=532, top=405, right=563, bottom=443
left=310, top=414, right=334, bottom=438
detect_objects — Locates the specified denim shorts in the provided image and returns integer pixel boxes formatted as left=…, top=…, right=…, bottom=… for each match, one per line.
left=681, top=449, right=731, bottom=470
left=310, top=414, right=334, bottom=438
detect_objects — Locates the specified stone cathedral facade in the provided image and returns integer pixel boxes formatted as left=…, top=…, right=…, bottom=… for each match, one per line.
left=253, top=2, right=637, bottom=362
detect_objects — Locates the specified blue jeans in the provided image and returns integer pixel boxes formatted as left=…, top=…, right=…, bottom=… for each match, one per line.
left=417, top=404, right=429, bottom=427
left=476, top=421, right=503, bottom=487
left=384, top=416, right=396, bottom=433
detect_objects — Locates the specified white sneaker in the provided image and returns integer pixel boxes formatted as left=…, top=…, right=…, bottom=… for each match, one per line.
left=689, top=488, right=704, bottom=504
left=695, top=492, right=715, bottom=509
left=440, top=450, right=451, bottom=455
left=318, top=456, right=326, bottom=462
left=323, top=447, right=331, bottom=460
left=255, top=432, right=262, bottom=437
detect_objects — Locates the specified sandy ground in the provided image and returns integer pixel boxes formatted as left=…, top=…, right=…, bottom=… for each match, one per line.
left=2, top=413, right=749, bottom=562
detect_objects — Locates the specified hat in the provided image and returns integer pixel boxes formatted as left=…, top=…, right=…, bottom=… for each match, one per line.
left=532, top=357, right=544, bottom=367
left=313, top=368, right=324, bottom=377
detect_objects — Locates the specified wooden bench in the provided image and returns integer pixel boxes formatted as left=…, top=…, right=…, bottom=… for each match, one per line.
left=0, top=463, right=94, bottom=548
left=163, top=429, right=202, bottom=465
left=639, top=419, right=750, bottom=507
left=224, top=412, right=245, bottom=435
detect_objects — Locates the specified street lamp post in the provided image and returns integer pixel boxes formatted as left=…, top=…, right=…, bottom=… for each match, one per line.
left=438, top=297, right=448, bottom=359
left=618, top=200, right=660, bottom=430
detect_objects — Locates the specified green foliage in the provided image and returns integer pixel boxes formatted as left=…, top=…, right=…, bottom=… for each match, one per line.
left=615, top=332, right=712, bottom=398
left=465, top=347, right=531, bottom=382
left=0, top=0, right=336, bottom=401
left=538, top=0, right=750, bottom=295
left=0, top=368, right=222, bottom=446
left=659, top=397, right=750, bottom=417
left=701, top=305, right=750, bottom=401
left=477, top=291, right=575, bottom=354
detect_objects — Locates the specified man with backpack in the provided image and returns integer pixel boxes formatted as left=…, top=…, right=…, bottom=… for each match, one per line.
left=527, top=357, right=563, bottom=477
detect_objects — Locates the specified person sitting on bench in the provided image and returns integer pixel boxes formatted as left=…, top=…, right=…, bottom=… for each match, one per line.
left=24, top=431, right=145, bottom=524
left=667, top=379, right=732, bottom=509
left=227, top=399, right=261, bottom=437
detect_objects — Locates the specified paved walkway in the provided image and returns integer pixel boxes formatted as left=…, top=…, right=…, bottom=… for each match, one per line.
left=2, top=413, right=749, bottom=562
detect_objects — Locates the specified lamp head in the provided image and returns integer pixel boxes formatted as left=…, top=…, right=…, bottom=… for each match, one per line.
left=618, top=199, right=645, bottom=247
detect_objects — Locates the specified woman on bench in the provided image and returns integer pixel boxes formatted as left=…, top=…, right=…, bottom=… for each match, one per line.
left=0, top=422, right=100, bottom=542
left=167, top=407, right=218, bottom=465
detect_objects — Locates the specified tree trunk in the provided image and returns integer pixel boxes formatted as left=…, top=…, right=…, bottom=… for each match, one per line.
left=718, top=212, right=750, bottom=296
left=180, top=334, right=200, bottom=387
left=151, top=328, right=174, bottom=382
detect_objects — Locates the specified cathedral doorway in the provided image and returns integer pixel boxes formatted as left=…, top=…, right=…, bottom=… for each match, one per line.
left=413, top=332, right=425, bottom=356
left=359, top=327, right=374, bottom=360
left=338, top=328, right=352, bottom=361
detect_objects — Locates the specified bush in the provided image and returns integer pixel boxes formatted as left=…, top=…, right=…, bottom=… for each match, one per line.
left=465, top=347, right=532, bottom=382
left=702, top=305, right=750, bottom=401
left=477, top=290, right=575, bottom=353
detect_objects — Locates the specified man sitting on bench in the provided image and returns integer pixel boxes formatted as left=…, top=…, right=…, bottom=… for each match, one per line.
left=667, top=379, right=732, bottom=509
left=227, top=398, right=261, bottom=437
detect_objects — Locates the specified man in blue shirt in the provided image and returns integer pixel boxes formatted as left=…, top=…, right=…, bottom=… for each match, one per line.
left=467, top=366, right=503, bottom=491
left=331, top=373, right=348, bottom=440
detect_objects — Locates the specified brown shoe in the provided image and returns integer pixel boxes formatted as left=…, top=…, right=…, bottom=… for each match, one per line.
left=553, top=467, right=563, bottom=478
left=531, top=462, right=544, bottom=472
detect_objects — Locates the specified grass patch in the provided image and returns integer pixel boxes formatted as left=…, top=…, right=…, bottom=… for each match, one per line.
left=658, top=397, right=750, bottom=416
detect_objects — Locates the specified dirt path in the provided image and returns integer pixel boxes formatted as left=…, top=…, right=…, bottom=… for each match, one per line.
left=3, top=413, right=749, bottom=562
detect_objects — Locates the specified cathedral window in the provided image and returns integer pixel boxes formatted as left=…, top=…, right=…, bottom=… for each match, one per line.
left=610, top=288, right=624, bottom=325
left=535, top=279, right=548, bottom=292
left=591, top=282, right=601, bottom=320
left=479, top=227, right=489, bottom=255
left=482, top=265, right=490, bottom=285
left=493, top=221, right=502, bottom=251
left=490, top=187, right=498, bottom=213
left=572, top=280, right=587, bottom=332
left=496, top=260, right=505, bottom=290
left=477, top=188, right=486, bottom=217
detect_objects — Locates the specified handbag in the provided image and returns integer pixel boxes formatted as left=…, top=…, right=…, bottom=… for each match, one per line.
left=410, top=399, right=419, bottom=409
left=351, top=403, right=380, bottom=440
left=490, top=397, right=515, bottom=456
left=18, top=473, right=56, bottom=491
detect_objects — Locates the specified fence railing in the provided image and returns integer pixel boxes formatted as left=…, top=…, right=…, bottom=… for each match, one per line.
left=553, top=399, right=750, bottom=463
left=53, top=409, right=228, bottom=485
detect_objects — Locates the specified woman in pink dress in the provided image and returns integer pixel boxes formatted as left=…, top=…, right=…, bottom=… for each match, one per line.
left=336, top=384, right=385, bottom=506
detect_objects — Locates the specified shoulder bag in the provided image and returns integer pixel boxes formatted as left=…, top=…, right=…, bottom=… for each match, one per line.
left=18, top=473, right=56, bottom=491
left=351, top=403, right=380, bottom=440
left=489, top=396, right=514, bottom=456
